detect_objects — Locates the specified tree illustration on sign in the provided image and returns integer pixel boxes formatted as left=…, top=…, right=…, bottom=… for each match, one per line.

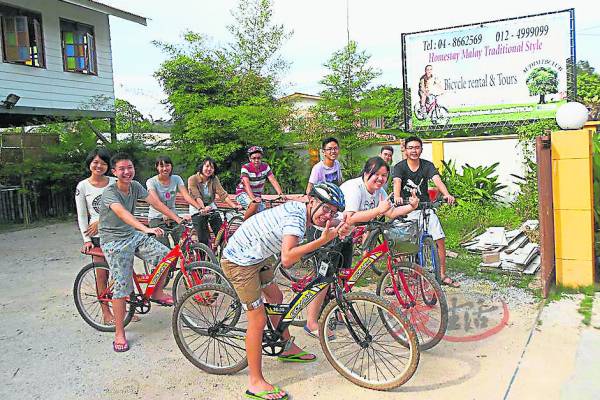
left=526, top=67, right=559, bottom=104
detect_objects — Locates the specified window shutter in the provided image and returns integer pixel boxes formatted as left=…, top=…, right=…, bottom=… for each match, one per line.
left=62, top=30, right=76, bottom=71
left=32, top=18, right=44, bottom=67
left=2, top=16, right=30, bottom=62
left=86, top=33, right=96, bottom=74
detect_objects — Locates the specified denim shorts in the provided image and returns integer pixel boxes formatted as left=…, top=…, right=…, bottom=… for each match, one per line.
left=100, top=232, right=169, bottom=298
left=236, top=192, right=265, bottom=212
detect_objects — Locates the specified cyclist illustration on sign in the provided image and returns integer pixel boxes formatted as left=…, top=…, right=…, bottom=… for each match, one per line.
left=414, top=64, right=450, bottom=125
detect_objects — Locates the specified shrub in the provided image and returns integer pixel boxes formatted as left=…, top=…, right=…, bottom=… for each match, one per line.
left=440, top=160, right=507, bottom=204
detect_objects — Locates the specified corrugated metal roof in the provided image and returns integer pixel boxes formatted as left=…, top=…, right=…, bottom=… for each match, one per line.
left=58, top=0, right=147, bottom=25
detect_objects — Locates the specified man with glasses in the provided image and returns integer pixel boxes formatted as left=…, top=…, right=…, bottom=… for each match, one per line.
left=392, top=136, right=459, bottom=287
left=235, top=146, right=286, bottom=220
left=305, top=137, right=343, bottom=195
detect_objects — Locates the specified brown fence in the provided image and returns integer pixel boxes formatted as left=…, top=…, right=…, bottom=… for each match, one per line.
left=0, top=186, right=73, bottom=224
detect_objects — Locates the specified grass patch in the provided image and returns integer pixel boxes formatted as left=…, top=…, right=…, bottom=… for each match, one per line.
left=579, top=294, right=594, bottom=326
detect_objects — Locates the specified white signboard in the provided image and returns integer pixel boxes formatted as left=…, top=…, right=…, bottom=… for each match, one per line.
left=402, top=10, right=574, bottom=129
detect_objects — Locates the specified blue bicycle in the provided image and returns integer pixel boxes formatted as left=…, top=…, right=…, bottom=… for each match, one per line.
left=413, top=201, right=443, bottom=284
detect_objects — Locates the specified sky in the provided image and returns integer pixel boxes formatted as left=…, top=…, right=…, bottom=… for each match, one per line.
left=104, top=0, right=600, bottom=120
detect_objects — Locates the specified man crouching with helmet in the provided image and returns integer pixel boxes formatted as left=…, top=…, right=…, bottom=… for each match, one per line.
left=221, top=182, right=350, bottom=400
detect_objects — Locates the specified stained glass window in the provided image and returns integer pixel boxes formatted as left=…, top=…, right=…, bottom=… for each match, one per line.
left=61, top=19, right=97, bottom=75
left=0, top=5, right=45, bottom=68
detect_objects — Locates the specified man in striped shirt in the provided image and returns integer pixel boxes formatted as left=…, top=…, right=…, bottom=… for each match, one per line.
left=235, top=146, right=286, bottom=220
left=221, top=183, right=349, bottom=400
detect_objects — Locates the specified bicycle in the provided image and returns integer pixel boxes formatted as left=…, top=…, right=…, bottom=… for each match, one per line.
left=193, top=207, right=244, bottom=260
left=172, top=244, right=420, bottom=390
left=413, top=94, right=449, bottom=125
left=74, top=222, right=228, bottom=332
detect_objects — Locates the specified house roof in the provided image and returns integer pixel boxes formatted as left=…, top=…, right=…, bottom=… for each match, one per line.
left=58, top=0, right=147, bottom=25
left=279, top=92, right=321, bottom=101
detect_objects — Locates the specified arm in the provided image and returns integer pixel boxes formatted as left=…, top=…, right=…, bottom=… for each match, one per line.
left=187, top=176, right=206, bottom=210
left=280, top=223, right=340, bottom=267
left=144, top=191, right=183, bottom=223
left=241, top=175, right=257, bottom=201
left=75, top=183, right=92, bottom=244
left=109, top=202, right=156, bottom=234
left=178, top=184, right=203, bottom=210
left=393, top=177, right=402, bottom=205
left=431, top=175, right=455, bottom=204
left=267, top=173, right=284, bottom=196
left=305, top=182, right=314, bottom=196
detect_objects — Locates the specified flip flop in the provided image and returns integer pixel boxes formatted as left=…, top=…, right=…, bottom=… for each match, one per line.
left=113, top=340, right=130, bottom=353
left=245, top=386, right=288, bottom=400
left=277, top=351, right=317, bottom=363
left=303, top=325, right=335, bottom=340
left=442, top=276, right=460, bottom=288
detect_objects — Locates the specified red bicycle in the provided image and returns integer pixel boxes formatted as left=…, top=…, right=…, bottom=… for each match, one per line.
left=194, top=208, right=244, bottom=260
left=73, top=222, right=227, bottom=331
left=279, top=219, right=449, bottom=350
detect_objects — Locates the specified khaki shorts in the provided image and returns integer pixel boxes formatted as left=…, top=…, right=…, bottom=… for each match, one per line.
left=221, top=257, right=276, bottom=309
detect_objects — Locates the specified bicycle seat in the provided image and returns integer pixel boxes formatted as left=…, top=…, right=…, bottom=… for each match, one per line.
left=81, top=247, right=105, bottom=257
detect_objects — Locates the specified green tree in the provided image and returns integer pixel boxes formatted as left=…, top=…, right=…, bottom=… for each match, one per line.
left=526, top=67, right=559, bottom=104
left=316, top=40, right=381, bottom=176
left=576, top=60, right=600, bottom=120
left=360, top=85, right=404, bottom=129
left=154, top=1, right=298, bottom=190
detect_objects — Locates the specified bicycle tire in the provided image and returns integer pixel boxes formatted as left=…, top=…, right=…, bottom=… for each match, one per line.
left=420, top=236, right=441, bottom=283
left=73, top=262, right=135, bottom=332
left=215, top=216, right=244, bottom=259
left=319, top=292, right=420, bottom=390
left=188, top=242, right=218, bottom=265
left=172, top=283, right=248, bottom=374
left=361, top=229, right=385, bottom=276
left=432, top=106, right=450, bottom=125
left=172, top=261, right=231, bottom=302
left=376, top=263, right=448, bottom=351
left=413, top=103, right=426, bottom=120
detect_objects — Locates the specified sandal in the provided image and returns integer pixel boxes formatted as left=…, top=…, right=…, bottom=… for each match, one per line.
left=150, top=296, right=174, bottom=307
left=113, top=340, right=130, bottom=353
left=442, top=276, right=460, bottom=288
left=277, top=350, right=316, bottom=363
left=304, top=325, right=335, bottom=340
left=245, top=386, right=288, bottom=400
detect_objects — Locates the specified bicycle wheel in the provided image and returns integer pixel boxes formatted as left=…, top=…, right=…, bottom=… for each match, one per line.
left=277, top=256, right=317, bottom=283
left=172, top=283, right=248, bottom=374
left=413, top=103, right=426, bottom=120
left=361, top=230, right=385, bottom=276
left=172, top=261, right=231, bottom=302
left=376, top=263, right=448, bottom=351
left=215, top=215, right=244, bottom=259
left=432, top=106, right=450, bottom=125
left=73, top=262, right=135, bottom=332
left=188, top=242, right=218, bottom=265
left=420, top=236, right=441, bottom=283
left=319, top=292, right=419, bottom=390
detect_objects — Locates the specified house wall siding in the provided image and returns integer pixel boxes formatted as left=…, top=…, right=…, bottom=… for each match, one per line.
left=0, top=0, right=114, bottom=112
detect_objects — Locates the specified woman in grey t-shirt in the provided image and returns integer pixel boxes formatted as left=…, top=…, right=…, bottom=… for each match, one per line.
left=146, top=156, right=203, bottom=247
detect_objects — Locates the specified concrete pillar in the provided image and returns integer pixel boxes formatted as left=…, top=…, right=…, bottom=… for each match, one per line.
left=551, top=122, right=597, bottom=287
left=431, top=140, right=445, bottom=171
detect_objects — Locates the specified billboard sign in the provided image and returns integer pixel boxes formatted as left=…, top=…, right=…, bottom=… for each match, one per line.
left=401, top=9, right=575, bottom=130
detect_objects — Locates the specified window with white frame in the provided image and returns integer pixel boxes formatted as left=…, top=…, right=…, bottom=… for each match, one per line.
left=0, top=4, right=45, bottom=68
left=60, top=19, right=97, bottom=75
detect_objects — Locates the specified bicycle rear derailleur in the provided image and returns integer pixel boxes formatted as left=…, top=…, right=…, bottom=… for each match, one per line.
left=128, top=294, right=151, bottom=314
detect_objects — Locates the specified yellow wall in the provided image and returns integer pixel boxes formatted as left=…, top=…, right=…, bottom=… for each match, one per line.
left=431, top=141, right=445, bottom=171
left=552, top=124, right=596, bottom=287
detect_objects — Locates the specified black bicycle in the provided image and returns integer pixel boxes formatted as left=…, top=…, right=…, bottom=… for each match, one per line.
left=172, top=246, right=420, bottom=390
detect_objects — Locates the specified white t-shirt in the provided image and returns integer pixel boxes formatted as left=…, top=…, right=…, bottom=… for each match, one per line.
left=75, top=176, right=117, bottom=242
left=308, top=160, right=342, bottom=185
left=340, top=177, right=387, bottom=213
left=223, top=201, right=307, bottom=266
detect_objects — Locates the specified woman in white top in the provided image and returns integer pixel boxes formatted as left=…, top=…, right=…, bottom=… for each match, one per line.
left=75, top=148, right=117, bottom=324
left=146, top=155, right=203, bottom=248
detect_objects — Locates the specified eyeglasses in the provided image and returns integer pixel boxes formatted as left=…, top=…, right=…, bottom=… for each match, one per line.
left=406, top=146, right=421, bottom=150
left=324, top=147, right=339, bottom=152
left=320, top=204, right=338, bottom=216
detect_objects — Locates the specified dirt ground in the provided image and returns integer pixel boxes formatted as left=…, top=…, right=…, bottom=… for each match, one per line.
left=0, top=222, right=589, bottom=400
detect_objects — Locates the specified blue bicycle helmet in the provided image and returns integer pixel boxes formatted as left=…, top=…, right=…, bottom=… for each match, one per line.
left=310, top=182, right=345, bottom=212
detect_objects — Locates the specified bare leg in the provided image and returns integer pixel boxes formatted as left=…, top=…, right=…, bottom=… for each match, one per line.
left=305, top=289, right=327, bottom=332
left=244, top=202, right=260, bottom=221
left=113, top=297, right=127, bottom=346
left=246, top=305, right=286, bottom=399
left=437, top=238, right=458, bottom=286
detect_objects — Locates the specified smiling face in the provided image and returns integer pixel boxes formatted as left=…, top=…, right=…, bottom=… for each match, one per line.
left=156, top=161, right=172, bottom=177
left=405, top=140, right=423, bottom=160
left=112, top=159, right=135, bottom=183
left=380, top=150, right=393, bottom=165
left=322, top=141, right=339, bottom=161
left=364, top=165, right=389, bottom=193
left=249, top=152, right=262, bottom=167
left=89, top=155, right=108, bottom=177
left=201, top=160, right=215, bottom=178
left=309, top=198, right=338, bottom=227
